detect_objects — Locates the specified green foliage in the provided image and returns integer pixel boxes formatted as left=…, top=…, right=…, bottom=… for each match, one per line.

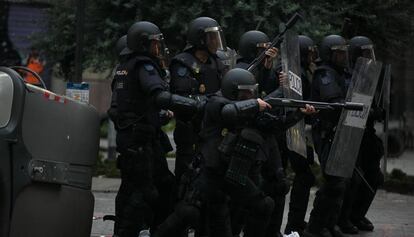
left=100, top=120, right=109, bottom=138
left=34, top=0, right=413, bottom=79
left=161, top=119, right=176, bottom=133
left=93, top=152, right=120, bottom=178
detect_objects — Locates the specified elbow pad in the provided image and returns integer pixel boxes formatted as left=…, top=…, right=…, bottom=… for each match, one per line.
left=221, top=99, right=259, bottom=123
left=155, top=91, right=198, bottom=115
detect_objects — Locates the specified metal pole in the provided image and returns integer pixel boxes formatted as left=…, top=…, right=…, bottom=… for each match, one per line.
left=74, top=0, right=85, bottom=83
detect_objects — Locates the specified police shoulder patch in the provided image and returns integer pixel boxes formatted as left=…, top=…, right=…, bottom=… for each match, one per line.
left=177, top=66, right=188, bottom=77
left=321, top=71, right=334, bottom=85
left=143, top=64, right=155, bottom=72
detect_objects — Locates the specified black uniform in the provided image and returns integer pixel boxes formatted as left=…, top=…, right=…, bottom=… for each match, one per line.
left=285, top=64, right=316, bottom=235
left=338, top=101, right=384, bottom=231
left=169, top=51, right=225, bottom=181
left=349, top=106, right=384, bottom=224
left=237, top=59, right=309, bottom=237
left=198, top=94, right=276, bottom=237
left=109, top=53, right=201, bottom=236
left=235, top=59, right=279, bottom=95
left=234, top=59, right=288, bottom=237
left=109, top=55, right=171, bottom=236
left=338, top=80, right=384, bottom=233
left=306, top=63, right=351, bottom=236
left=285, top=35, right=317, bottom=235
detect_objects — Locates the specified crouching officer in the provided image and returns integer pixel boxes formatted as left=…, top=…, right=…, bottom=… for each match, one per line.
left=198, top=68, right=276, bottom=237
left=108, top=21, right=201, bottom=237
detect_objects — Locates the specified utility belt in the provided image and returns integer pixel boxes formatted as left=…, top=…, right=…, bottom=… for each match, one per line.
left=117, top=115, right=157, bottom=144
left=218, top=128, right=264, bottom=186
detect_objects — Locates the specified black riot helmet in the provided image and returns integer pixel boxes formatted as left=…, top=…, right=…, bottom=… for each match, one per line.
left=221, top=68, right=258, bottom=101
left=114, top=35, right=127, bottom=57
left=186, top=17, right=227, bottom=54
left=320, top=35, right=349, bottom=69
left=122, top=21, right=169, bottom=68
left=238, top=30, right=271, bottom=61
left=299, top=35, right=318, bottom=67
left=349, top=36, right=376, bottom=68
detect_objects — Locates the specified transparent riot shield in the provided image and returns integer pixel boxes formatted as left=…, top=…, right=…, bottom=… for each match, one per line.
left=217, top=47, right=238, bottom=71
left=325, top=57, right=383, bottom=178
left=382, top=64, right=391, bottom=175
left=281, top=30, right=307, bottom=158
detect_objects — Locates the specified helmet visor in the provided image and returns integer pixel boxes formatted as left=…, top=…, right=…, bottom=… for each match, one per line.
left=256, top=42, right=271, bottom=57
left=149, top=33, right=170, bottom=69
left=360, top=44, right=376, bottom=61
left=308, top=45, right=319, bottom=62
left=205, top=26, right=227, bottom=53
left=237, top=84, right=259, bottom=100
left=331, top=45, right=349, bottom=68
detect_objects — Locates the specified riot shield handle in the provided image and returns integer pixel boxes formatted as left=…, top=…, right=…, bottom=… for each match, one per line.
left=10, top=66, right=48, bottom=89
left=247, top=12, right=303, bottom=72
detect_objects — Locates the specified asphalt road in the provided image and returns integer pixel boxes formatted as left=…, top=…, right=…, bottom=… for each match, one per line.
left=90, top=158, right=414, bottom=237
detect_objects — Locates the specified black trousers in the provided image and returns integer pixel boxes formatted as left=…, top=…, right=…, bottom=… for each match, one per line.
left=286, top=150, right=315, bottom=233
left=114, top=134, right=175, bottom=237
left=340, top=131, right=384, bottom=223
left=174, top=119, right=199, bottom=182
left=307, top=140, right=347, bottom=233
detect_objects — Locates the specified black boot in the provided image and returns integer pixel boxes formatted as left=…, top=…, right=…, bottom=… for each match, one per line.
left=328, top=225, right=345, bottom=237
left=337, top=219, right=358, bottom=234
left=352, top=217, right=374, bottom=231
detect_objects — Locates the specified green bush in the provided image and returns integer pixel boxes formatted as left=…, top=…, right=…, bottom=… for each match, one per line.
left=100, top=120, right=108, bottom=138
left=93, top=152, right=120, bottom=178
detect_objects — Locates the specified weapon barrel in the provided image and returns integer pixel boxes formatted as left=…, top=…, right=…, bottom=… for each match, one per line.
left=341, top=102, right=364, bottom=111
left=265, top=98, right=364, bottom=111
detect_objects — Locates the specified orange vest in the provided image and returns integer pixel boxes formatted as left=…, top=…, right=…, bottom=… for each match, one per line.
left=25, top=58, right=44, bottom=85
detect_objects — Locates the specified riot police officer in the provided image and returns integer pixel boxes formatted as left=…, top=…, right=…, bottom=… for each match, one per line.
left=337, top=36, right=384, bottom=234
left=108, top=21, right=202, bottom=237
left=234, top=30, right=288, bottom=237
left=169, top=17, right=227, bottom=182
left=198, top=68, right=276, bottom=237
left=284, top=35, right=318, bottom=235
left=304, top=35, right=351, bottom=237
left=236, top=30, right=279, bottom=95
